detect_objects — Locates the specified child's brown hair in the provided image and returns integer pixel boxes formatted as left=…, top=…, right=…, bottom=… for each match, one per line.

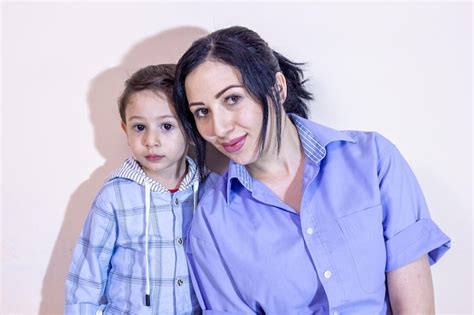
left=118, top=64, right=176, bottom=123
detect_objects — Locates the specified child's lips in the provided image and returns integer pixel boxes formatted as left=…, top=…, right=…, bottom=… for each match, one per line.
left=145, top=154, right=164, bottom=162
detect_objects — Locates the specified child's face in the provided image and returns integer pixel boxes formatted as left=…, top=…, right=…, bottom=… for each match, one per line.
left=122, top=90, right=188, bottom=183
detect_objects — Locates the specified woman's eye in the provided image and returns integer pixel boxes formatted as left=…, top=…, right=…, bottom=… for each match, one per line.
left=194, top=108, right=209, bottom=118
left=162, top=123, right=174, bottom=131
left=225, top=94, right=241, bottom=105
left=133, top=124, right=146, bottom=132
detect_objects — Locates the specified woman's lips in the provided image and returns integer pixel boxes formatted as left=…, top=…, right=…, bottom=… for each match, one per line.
left=145, top=154, right=164, bottom=162
left=222, top=135, right=246, bottom=153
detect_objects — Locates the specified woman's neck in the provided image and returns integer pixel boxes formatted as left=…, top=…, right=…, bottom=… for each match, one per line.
left=247, top=115, right=303, bottom=181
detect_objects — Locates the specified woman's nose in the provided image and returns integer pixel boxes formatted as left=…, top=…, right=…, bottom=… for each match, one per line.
left=212, top=110, right=233, bottom=138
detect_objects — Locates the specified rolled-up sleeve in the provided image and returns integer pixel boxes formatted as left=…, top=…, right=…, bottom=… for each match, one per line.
left=377, top=139, right=451, bottom=272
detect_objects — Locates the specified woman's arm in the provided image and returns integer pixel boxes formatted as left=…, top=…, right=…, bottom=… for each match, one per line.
left=387, top=255, right=435, bottom=314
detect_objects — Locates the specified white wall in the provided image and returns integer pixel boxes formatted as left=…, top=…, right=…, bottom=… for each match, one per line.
left=2, top=2, right=472, bottom=314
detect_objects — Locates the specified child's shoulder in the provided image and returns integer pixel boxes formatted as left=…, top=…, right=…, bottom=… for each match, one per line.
left=93, top=176, right=140, bottom=207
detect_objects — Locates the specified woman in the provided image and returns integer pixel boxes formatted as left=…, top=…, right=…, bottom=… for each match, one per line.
left=174, top=26, right=450, bottom=314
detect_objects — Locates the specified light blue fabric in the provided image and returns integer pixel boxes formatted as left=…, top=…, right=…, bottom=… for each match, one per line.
left=65, top=157, right=215, bottom=315
left=187, top=115, right=451, bottom=314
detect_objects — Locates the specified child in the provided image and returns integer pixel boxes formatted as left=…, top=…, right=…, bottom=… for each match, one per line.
left=65, top=64, right=207, bottom=314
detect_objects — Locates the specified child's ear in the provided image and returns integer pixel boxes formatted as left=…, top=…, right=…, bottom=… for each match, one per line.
left=121, top=122, right=131, bottom=147
left=121, top=121, right=127, bottom=134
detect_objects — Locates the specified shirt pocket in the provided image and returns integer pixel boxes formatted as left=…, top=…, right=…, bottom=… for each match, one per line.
left=336, top=204, right=386, bottom=293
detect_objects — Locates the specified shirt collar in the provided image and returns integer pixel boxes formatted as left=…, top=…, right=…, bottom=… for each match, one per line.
left=289, top=114, right=356, bottom=163
left=226, top=114, right=356, bottom=202
left=227, top=161, right=253, bottom=190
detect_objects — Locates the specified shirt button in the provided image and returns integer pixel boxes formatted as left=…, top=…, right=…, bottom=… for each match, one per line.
left=176, top=278, right=184, bottom=286
left=176, top=237, right=184, bottom=246
left=324, top=270, right=332, bottom=279
left=174, top=198, right=179, bottom=206
left=306, top=227, right=314, bottom=235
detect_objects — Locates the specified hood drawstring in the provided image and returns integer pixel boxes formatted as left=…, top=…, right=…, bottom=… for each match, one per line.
left=193, top=180, right=199, bottom=214
left=143, top=178, right=200, bottom=307
left=144, top=180, right=151, bottom=306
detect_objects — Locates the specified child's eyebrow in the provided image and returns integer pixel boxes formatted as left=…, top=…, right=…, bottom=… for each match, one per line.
left=127, top=115, right=143, bottom=121
left=157, top=114, right=177, bottom=120
left=127, top=114, right=177, bottom=121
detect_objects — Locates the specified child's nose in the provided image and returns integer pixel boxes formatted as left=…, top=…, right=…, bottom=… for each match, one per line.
left=144, top=131, right=160, bottom=147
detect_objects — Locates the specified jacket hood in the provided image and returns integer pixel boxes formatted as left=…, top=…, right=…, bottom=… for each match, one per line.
left=108, top=156, right=200, bottom=193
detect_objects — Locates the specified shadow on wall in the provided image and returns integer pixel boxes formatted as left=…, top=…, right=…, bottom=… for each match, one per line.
left=39, top=26, right=228, bottom=315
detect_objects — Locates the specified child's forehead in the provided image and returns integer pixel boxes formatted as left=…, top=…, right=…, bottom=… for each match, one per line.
left=130, top=89, right=169, bottom=102
left=126, top=90, right=178, bottom=119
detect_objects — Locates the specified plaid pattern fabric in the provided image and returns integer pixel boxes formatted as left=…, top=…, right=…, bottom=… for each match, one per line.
left=65, top=157, right=200, bottom=315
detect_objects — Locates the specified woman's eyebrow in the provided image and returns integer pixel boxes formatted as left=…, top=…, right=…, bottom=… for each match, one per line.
left=189, top=85, right=244, bottom=107
left=189, top=102, right=205, bottom=107
left=215, top=85, right=243, bottom=98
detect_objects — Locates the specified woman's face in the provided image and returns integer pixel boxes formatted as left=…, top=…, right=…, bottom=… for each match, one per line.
left=184, top=60, right=265, bottom=166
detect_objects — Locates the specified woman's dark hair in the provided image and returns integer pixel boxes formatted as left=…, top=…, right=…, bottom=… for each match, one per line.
left=173, top=26, right=312, bottom=176
left=119, top=64, right=176, bottom=124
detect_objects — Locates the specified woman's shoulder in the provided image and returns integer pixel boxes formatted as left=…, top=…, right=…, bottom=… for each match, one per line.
left=294, top=115, right=398, bottom=159
left=201, top=171, right=221, bottom=189
left=198, top=171, right=229, bottom=205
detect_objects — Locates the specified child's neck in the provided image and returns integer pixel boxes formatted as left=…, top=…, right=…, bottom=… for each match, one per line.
left=146, top=157, right=188, bottom=191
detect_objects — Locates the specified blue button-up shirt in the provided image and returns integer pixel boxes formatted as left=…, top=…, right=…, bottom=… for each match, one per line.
left=187, top=115, right=450, bottom=314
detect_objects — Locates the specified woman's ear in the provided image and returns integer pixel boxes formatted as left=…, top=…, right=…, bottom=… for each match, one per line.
left=275, top=72, right=288, bottom=103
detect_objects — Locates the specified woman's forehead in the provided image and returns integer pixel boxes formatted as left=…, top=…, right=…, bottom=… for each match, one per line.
left=190, top=60, right=241, bottom=81
left=185, top=60, right=243, bottom=98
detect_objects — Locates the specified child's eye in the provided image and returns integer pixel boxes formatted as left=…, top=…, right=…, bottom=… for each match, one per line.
left=161, top=123, right=174, bottom=131
left=133, top=124, right=146, bottom=132
left=225, top=94, right=241, bottom=105
left=194, top=108, right=209, bottom=118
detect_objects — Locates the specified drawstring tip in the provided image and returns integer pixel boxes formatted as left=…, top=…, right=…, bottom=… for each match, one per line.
left=145, top=294, right=150, bottom=306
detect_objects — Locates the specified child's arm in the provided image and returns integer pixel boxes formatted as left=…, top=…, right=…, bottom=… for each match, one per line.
left=65, top=186, right=117, bottom=314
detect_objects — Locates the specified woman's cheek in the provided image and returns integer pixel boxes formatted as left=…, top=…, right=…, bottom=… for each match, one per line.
left=196, top=122, right=213, bottom=141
